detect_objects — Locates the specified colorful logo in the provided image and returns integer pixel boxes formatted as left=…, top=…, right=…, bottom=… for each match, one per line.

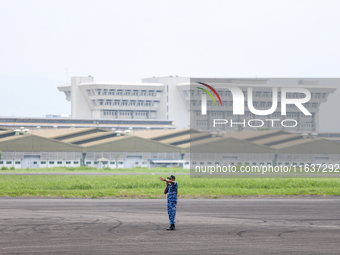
left=196, top=82, right=223, bottom=106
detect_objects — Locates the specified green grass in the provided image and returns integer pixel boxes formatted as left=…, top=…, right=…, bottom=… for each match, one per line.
left=1, top=175, right=340, bottom=198
left=0, top=166, right=189, bottom=174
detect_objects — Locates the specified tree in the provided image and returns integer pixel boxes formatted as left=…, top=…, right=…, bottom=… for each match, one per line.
left=115, top=153, right=120, bottom=168
left=237, top=124, right=244, bottom=132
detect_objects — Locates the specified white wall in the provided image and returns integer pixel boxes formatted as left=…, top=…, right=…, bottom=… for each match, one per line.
left=142, top=76, right=190, bottom=128
left=71, top=76, right=94, bottom=118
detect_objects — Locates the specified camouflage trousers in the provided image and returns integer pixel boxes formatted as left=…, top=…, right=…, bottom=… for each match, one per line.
left=167, top=200, right=177, bottom=225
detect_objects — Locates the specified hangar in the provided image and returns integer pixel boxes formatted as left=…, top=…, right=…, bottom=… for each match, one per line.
left=0, top=130, right=83, bottom=169
left=0, top=127, right=340, bottom=169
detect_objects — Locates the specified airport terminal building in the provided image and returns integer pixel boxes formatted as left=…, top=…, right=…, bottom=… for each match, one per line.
left=58, top=76, right=336, bottom=132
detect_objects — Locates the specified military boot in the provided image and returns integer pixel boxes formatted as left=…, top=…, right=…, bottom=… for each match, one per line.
left=167, top=224, right=176, bottom=230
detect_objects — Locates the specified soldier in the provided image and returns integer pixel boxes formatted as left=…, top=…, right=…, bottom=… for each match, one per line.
left=159, top=175, right=178, bottom=230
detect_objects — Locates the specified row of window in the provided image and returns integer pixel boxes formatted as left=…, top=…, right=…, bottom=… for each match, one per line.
left=86, top=161, right=122, bottom=165
left=103, top=111, right=149, bottom=116
left=0, top=161, right=80, bottom=165
left=190, top=162, right=329, bottom=166
left=196, top=111, right=314, bottom=119
left=186, top=90, right=327, bottom=99
left=301, top=123, right=314, bottom=128
left=191, top=162, right=274, bottom=166
left=87, top=89, right=161, bottom=97
left=192, top=100, right=319, bottom=109
left=85, top=161, right=147, bottom=165
left=41, top=161, right=79, bottom=165
left=93, top=100, right=158, bottom=107
left=0, top=161, right=21, bottom=164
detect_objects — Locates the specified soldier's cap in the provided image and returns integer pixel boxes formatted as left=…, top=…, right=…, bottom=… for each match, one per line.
left=169, top=175, right=175, bottom=179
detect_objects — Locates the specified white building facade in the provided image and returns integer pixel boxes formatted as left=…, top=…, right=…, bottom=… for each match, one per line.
left=58, top=76, right=190, bottom=128
left=58, top=76, right=336, bottom=131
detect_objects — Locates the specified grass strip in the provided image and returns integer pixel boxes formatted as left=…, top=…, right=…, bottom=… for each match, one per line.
left=1, top=175, right=340, bottom=198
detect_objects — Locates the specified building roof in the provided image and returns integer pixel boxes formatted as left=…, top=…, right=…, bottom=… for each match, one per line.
left=29, top=128, right=94, bottom=138
left=275, top=138, right=340, bottom=154
left=84, top=135, right=182, bottom=152
left=271, top=138, right=317, bottom=149
left=80, top=135, right=127, bottom=147
left=133, top=129, right=192, bottom=139
left=2, top=126, right=340, bottom=155
left=187, top=136, right=274, bottom=153
left=60, top=131, right=117, bottom=144
left=252, top=134, right=302, bottom=146
left=50, top=127, right=108, bottom=140
left=0, top=134, right=83, bottom=152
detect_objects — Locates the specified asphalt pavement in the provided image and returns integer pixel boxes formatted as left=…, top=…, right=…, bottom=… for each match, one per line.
left=1, top=198, right=340, bottom=254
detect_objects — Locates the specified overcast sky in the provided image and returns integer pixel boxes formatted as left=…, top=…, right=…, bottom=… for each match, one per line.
left=0, top=0, right=340, bottom=131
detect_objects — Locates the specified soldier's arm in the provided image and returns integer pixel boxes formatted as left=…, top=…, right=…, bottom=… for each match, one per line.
left=164, top=184, right=169, bottom=194
left=159, top=176, right=176, bottom=184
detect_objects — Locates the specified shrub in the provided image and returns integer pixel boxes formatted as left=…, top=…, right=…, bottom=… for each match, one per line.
left=1, top=166, right=8, bottom=170
left=10, top=166, right=15, bottom=170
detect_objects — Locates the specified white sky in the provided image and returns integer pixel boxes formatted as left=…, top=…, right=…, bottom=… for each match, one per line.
left=0, top=0, right=340, bottom=131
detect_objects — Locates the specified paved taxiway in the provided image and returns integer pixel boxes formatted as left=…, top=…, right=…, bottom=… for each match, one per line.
left=1, top=198, right=340, bottom=254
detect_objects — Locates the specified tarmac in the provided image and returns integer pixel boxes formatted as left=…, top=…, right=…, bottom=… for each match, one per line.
left=1, top=198, right=340, bottom=254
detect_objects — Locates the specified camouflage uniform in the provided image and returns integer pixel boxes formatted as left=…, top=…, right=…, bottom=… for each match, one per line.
left=167, top=182, right=178, bottom=225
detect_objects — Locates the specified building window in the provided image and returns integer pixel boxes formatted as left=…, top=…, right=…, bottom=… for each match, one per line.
left=86, top=162, right=91, bottom=165
left=15, top=161, right=20, bottom=164
left=132, top=90, right=139, bottom=96
left=73, top=161, right=79, bottom=164
left=41, top=161, right=46, bottom=164
left=66, top=161, right=71, bottom=164
left=57, top=161, right=63, bottom=165
left=142, top=161, right=147, bottom=165
left=49, top=161, right=54, bottom=164
left=118, top=161, right=124, bottom=165
left=110, top=162, right=115, bottom=165
left=94, top=162, right=98, bottom=165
